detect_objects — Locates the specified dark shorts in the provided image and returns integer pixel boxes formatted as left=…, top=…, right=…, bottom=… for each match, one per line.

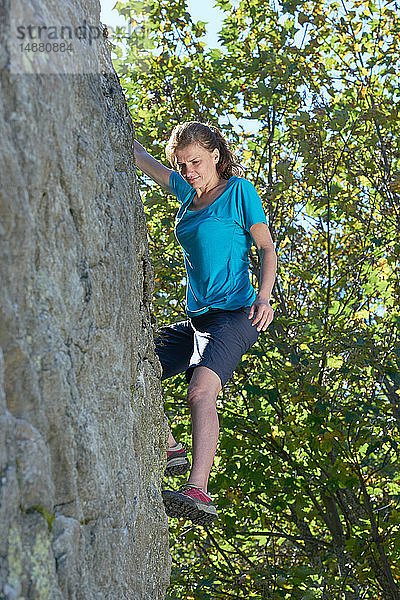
left=154, top=306, right=260, bottom=388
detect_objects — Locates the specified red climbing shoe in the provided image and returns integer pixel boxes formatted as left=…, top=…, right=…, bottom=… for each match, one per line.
left=162, top=484, right=218, bottom=525
left=165, top=443, right=191, bottom=477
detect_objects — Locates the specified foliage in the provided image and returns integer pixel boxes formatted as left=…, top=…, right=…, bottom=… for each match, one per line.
left=111, top=0, right=400, bottom=597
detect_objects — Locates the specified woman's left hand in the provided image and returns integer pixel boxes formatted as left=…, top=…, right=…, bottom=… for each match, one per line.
left=248, top=297, right=274, bottom=332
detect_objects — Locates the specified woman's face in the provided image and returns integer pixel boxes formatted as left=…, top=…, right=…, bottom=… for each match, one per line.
left=175, top=142, right=220, bottom=188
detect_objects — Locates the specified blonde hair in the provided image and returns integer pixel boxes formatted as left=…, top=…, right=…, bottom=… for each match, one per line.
left=165, top=121, right=245, bottom=179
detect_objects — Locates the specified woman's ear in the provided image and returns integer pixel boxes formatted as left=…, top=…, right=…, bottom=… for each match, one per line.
left=213, top=148, right=220, bottom=163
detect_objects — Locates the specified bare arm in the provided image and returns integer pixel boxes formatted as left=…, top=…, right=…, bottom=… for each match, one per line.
left=250, top=223, right=277, bottom=302
left=248, top=222, right=277, bottom=331
left=134, top=139, right=174, bottom=194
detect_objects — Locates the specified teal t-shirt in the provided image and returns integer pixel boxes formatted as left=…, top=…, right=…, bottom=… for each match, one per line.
left=170, top=171, right=268, bottom=317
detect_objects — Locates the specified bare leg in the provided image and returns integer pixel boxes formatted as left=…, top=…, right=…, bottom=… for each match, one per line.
left=185, top=366, right=222, bottom=494
left=168, top=431, right=178, bottom=448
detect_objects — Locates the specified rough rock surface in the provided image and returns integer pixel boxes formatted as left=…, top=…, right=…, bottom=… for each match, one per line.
left=0, top=1, right=170, bottom=598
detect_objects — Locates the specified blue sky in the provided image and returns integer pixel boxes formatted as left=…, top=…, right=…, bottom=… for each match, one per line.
left=99, top=0, right=225, bottom=49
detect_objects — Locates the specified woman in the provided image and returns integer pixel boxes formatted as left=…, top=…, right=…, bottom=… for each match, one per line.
left=134, top=121, right=277, bottom=525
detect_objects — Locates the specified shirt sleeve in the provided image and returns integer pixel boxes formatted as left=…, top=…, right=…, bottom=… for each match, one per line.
left=236, top=178, right=268, bottom=232
left=169, top=171, right=195, bottom=203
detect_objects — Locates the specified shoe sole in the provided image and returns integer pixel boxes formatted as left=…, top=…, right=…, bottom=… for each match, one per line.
left=162, top=490, right=218, bottom=526
left=165, top=457, right=191, bottom=477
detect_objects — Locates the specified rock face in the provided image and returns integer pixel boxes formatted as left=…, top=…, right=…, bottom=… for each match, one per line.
left=0, top=1, right=170, bottom=598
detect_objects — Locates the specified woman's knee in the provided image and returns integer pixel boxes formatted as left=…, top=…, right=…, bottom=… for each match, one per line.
left=186, top=384, right=217, bottom=408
